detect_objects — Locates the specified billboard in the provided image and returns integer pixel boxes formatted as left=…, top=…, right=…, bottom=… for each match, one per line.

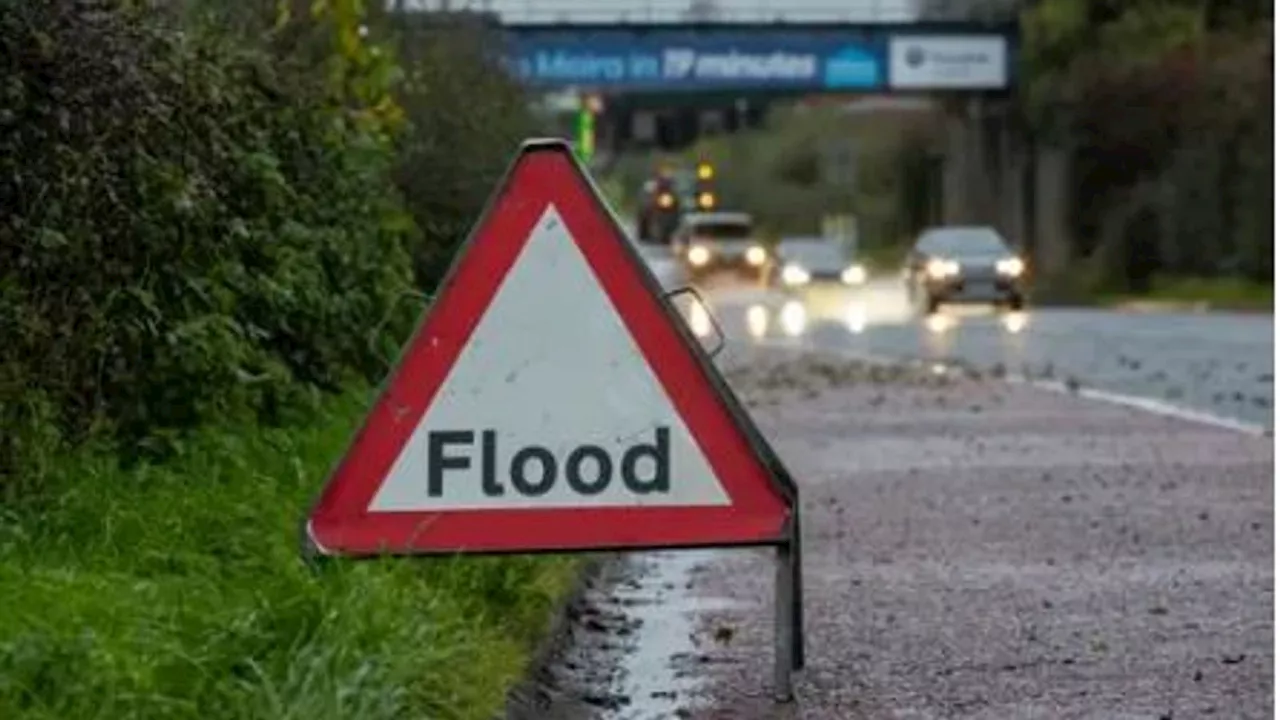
left=887, top=35, right=1009, bottom=90
left=502, top=31, right=886, bottom=92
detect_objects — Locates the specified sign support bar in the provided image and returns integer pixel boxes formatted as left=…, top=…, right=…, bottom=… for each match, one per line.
left=792, top=507, right=806, bottom=672
left=773, top=509, right=805, bottom=702
left=774, top=541, right=795, bottom=701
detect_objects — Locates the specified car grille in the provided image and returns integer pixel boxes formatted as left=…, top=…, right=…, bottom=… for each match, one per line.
left=959, top=263, right=999, bottom=282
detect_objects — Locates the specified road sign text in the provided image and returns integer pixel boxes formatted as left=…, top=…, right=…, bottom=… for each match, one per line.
left=426, top=427, right=672, bottom=498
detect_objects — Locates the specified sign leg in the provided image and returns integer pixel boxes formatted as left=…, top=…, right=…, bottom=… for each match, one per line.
left=773, top=542, right=795, bottom=703
left=791, top=512, right=805, bottom=670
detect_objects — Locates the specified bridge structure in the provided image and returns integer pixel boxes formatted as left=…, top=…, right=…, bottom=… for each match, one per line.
left=391, top=0, right=1069, bottom=274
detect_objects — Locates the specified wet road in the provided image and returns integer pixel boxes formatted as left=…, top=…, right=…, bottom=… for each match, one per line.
left=502, top=249, right=1274, bottom=719
left=670, top=267, right=1274, bottom=429
left=509, top=344, right=1273, bottom=719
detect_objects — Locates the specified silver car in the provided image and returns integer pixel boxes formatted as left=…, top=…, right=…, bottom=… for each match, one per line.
left=904, top=226, right=1028, bottom=314
left=671, top=211, right=773, bottom=281
left=775, top=236, right=867, bottom=288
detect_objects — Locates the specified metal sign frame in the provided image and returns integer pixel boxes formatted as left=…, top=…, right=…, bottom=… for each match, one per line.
left=299, top=138, right=805, bottom=700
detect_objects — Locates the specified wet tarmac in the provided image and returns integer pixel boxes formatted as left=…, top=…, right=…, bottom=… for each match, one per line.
left=504, top=549, right=750, bottom=719
left=685, top=274, right=1274, bottom=429
left=503, top=261, right=1273, bottom=717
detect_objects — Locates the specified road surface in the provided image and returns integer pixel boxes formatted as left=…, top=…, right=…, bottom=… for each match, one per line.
left=687, top=270, right=1272, bottom=430
left=504, top=259, right=1274, bottom=719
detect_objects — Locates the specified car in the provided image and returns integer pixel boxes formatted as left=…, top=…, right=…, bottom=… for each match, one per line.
left=903, top=225, right=1028, bottom=314
left=636, top=177, right=682, bottom=245
left=774, top=236, right=867, bottom=289
left=671, top=211, right=773, bottom=281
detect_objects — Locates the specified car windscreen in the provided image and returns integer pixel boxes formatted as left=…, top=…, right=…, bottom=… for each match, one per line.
left=779, top=240, right=847, bottom=268
left=917, top=228, right=1009, bottom=256
left=690, top=222, right=752, bottom=241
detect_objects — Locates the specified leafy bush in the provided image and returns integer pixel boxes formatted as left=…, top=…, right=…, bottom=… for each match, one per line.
left=0, top=1, right=422, bottom=481
left=384, top=16, right=538, bottom=289
left=1021, top=0, right=1273, bottom=293
left=1067, top=27, right=1273, bottom=288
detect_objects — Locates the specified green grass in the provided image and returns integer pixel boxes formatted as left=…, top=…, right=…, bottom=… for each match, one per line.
left=1115, top=275, right=1274, bottom=311
left=0, top=387, right=580, bottom=720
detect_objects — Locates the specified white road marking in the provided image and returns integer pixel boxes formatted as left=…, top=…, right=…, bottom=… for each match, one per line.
left=751, top=338, right=1270, bottom=437
left=639, top=257, right=1270, bottom=437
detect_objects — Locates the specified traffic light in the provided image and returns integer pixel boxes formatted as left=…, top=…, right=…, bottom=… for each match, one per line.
left=695, top=160, right=716, bottom=210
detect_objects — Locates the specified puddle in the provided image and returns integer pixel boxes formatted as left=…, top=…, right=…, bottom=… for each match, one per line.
left=586, top=545, right=747, bottom=712
left=506, top=548, right=750, bottom=719
left=601, top=549, right=743, bottom=719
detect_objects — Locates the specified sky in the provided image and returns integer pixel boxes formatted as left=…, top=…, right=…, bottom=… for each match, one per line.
left=394, top=0, right=925, bottom=23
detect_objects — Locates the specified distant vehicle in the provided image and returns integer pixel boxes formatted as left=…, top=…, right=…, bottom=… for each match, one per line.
left=636, top=176, right=682, bottom=245
left=774, top=236, right=867, bottom=289
left=671, top=211, right=773, bottom=281
left=903, top=225, right=1027, bottom=314
left=670, top=168, right=698, bottom=209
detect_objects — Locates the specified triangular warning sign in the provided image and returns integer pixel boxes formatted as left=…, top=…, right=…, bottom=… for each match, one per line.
left=304, top=140, right=796, bottom=556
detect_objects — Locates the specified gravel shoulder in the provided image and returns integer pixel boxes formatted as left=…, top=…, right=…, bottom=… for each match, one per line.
left=506, top=345, right=1274, bottom=719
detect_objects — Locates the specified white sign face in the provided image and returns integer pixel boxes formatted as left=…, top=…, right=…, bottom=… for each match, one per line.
left=888, top=35, right=1009, bottom=90
left=369, top=205, right=732, bottom=512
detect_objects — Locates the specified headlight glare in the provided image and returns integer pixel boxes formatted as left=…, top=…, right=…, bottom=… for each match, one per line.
left=781, top=264, right=810, bottom=286
left=926, top=258, right=959, bottom=279
left=841, top=264, right=867, bottom=285
left=996, top=256, right=1025, bottom=276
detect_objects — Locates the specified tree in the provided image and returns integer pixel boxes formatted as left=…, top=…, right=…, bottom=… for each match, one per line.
left=1019, top=0, right=1273, bottom=289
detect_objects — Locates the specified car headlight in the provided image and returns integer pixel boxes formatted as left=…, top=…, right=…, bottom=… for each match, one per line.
left=841, top=264, right=867, bottom=285
left=780, top=300, right=807, bottom=336
left=996, top=257, right=1025, bottom=277
left=745, top=246, right=767, bottom=266
left=688, top=245, right=711, bottom=266
left=746, top=304, right=769, bottom=338
left=925, top=258, right=960, bottom=280
left=781, top=264, right=810, bottom=286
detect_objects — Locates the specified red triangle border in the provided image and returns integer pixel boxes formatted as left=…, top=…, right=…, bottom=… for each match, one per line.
left=306, top=142, right=794, bottom=556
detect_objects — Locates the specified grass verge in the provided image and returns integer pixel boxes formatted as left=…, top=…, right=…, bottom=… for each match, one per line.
left=0, top=386, right=580, bottom=720
left=1106, top=276, right=1273, bottom=312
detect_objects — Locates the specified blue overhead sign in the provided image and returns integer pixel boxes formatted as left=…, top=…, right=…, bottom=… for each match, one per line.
left=501, top=30, right=886, bottom=92
left=496, top=26, right=1016, bottom=93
